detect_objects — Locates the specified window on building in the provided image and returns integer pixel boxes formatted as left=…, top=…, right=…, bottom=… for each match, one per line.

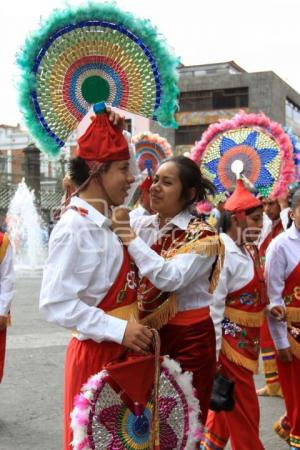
left=180, top=91, right=212, bottom=112
left=175, top=125, right=208, bottom=146
left=286, top=98, right=300, bottom=124
left=179, top=87, right=248, bottom=112
left=213, top=88, right=248, bottom=109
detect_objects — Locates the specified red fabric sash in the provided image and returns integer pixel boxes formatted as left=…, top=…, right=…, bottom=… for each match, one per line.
left=259, top=220, right=283, bottom=261
left=223, top=245, right=267, bottom=364
left=282, top=262, right=300, bottom=309
left=66, top=204, right=138, bottom=312
left=0, top=232, right=3, bottom=246
left=283, top=262, right=300, bottom=348
left=99, top=246, right=138, bottom=312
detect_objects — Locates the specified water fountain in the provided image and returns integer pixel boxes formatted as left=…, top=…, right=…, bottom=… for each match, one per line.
left=6, top=179, right=47, bottom=272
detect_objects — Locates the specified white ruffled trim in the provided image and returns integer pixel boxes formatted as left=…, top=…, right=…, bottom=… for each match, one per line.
left=162, top=356, right=202, bottom=449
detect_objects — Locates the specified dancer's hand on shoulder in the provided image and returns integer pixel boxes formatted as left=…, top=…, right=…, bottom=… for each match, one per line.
left=122, top=322, right=153, bottom=355
left=111, top=207, right=136, bottom=245
left=277, top=347, right=293, bottom=363
left=0, top=316, right=7, bottom=331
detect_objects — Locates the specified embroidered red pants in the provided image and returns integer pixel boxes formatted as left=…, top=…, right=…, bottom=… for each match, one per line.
left=277, top=356, right=300, bottom=449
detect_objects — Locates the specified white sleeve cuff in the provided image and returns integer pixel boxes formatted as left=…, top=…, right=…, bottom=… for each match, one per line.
left=0, top=303, right=10, bottom=316
left=103, top=315, right=128, bottom=344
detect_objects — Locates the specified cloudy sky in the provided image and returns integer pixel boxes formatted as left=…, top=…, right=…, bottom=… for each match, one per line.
left=0, top=0, right=299, bottom=125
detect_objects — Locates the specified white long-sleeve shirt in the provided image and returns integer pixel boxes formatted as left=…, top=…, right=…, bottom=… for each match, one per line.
left=130, top=210, right=216, bottom=311
left=39, top=196, right=128, bottom=344
left=265, top=222, right=300, bottom=349
left=0, top=243, right=15, bottom=316
left=210, top=233, right=254, bottom=352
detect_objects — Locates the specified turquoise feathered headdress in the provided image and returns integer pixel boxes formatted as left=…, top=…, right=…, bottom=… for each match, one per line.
left=17, top=1, right=180, bottom=157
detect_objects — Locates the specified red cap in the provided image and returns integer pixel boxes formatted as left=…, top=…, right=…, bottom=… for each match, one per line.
left=224, top=179, right=262, bottom=212
left=77, top=112, right=129, bottom=162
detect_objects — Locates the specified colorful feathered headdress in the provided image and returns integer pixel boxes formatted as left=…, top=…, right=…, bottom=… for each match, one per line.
left=191, top=112, right=295, bottom=203
left=17, top=2, right=180, bottom=157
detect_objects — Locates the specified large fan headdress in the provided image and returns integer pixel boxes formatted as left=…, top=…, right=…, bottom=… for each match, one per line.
left=191, top=112, right=295, bottom=203
left=132, top=131, right=173, bottom=173
left=17, top=2, right=179, bottom=157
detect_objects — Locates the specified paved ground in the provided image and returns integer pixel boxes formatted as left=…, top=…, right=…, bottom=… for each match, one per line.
left=0, top=274, right=288, bottom=450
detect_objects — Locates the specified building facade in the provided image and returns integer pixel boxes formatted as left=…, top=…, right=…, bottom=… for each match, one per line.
left=150, top=61, right=300, bottom=155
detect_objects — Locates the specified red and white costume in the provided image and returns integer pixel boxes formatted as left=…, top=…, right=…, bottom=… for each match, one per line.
left=201, top=179, right=266, bottom=450
left=204, top=233, right=266, bottom=450
left=131, top=210, right=219, bottom=423
left=0, top=232, right=15, bottom=383
left=39, top=107, right=139, bottom=450
left=266, top=223, right=300, bottom=449
left=40, top=196, right=139, bottom=449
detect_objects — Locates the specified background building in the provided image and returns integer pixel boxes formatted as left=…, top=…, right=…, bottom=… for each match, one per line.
left=150, top=61, right=300, bottom=155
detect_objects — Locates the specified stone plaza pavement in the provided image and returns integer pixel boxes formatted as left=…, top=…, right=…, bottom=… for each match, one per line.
left=0, top=275, right=287, bottom=450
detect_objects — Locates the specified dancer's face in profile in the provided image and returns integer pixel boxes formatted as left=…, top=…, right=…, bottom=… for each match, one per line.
left=262, top=197, right=281, bottom=222
left=150, top=161, right=191, bottom=218
left=244, top=206, right=264, bottom=242
left=100, top=160, right=135, bottom=206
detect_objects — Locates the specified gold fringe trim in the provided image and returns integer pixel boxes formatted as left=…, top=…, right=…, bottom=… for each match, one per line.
left=0, top=234, right=9, bottom=264
left=286, top=307, right=300, bottom=325
left=166, top=234, right=225, bottom=294
left=171, top=234, right=222, bottom=258
left=221, top=338, right=258, bottom=373
left=140, top=293, right=177, bottom=330
left=108, top=303, right=139, bottom=321
left=225, top=306, right=264, bottom=327
left=288, top=333, right=300, bottom=360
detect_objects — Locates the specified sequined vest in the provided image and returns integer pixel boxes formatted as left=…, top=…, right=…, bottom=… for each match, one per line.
left=221, top=245, right=268, bottom=373
left=283, top=262, right=300, bottom=359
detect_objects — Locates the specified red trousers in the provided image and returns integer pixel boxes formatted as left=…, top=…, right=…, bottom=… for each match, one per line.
left=159, top=316, right=216, bottom=424
left=0, top=329, right=7, bottom=383
left=202, top=353, right=264, bottom=450
left=277, top=355, right=300, bottom=448
left=64, top=337, right=124, bottom=450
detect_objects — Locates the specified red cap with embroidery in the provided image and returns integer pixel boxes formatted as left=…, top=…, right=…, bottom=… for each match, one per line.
left=224, top=179, right=262, bottom=212
left=77, top=102, right=129, bottom=162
